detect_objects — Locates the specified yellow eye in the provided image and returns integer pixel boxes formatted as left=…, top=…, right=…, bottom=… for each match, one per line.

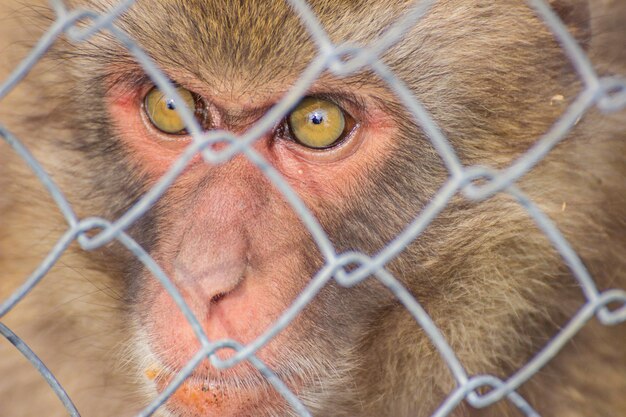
left=288, top=97, right=350, bottom=149
left=144, top=86, right=202, bottom=134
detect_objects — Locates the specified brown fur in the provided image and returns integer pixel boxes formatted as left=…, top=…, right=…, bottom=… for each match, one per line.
left=0, top=0, right=625, bottom=416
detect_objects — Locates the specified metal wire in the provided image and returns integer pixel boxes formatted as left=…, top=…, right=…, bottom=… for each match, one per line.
left=1, top=0, right=625, bottom=416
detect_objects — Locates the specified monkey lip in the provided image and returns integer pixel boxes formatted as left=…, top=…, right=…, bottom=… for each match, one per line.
left=147, top=363, right=296, bottom=417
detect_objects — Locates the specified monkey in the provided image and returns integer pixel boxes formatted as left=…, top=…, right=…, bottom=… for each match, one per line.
left=0, top=0, right=625, bottom=416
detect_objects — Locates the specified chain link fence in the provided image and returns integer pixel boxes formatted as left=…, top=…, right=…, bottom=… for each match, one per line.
left=1, top=0, right=626, bottom=416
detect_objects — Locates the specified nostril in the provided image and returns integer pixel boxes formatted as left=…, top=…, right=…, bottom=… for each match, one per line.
left=210, top=292, right=226, bottom=304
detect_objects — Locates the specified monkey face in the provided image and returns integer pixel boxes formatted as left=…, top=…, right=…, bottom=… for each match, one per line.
left=113, top=71, right=401, bottom=417
left=92, top=3, right=408, bottom=415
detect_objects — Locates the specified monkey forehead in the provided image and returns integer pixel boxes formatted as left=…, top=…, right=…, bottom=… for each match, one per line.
left=92, top=0, right=418, bottom=86
left=83, top=1, right=557, bottom=103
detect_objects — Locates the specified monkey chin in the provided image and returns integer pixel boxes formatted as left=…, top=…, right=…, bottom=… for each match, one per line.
left=151, top=372, right=276, bottom=417
left=142, top=359, right=299, bottom=417
left=138, top=341, right=302, bottom=417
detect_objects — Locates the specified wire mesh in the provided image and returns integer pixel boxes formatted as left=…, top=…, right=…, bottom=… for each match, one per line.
left=1, top=0, right=625, bottom=416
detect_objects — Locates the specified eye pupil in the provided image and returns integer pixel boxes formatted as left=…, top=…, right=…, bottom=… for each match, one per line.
left=166, top=99, right=176, bottom=110
left=310, top=112, right=324, bottom=125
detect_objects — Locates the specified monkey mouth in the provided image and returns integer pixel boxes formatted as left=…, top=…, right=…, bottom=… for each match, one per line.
left=146, top=362, right=269, bottom=390
left=145, top=360, right=301, bottom=416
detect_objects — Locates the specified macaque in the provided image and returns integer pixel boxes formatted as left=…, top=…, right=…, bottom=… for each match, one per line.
left=0, top=0, right=625, bottom=416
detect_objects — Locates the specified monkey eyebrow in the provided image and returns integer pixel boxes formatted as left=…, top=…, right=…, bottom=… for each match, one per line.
left=306, top=90, right=368, bottom=115
left=89, top=44, right=387, bottom=117
left=101, top=61, right=376, bottom=124
left=101, top=67, right=152, bottom=96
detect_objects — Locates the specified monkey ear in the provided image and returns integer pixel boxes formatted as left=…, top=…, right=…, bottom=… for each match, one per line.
left=547, top=0, right=591, bottom=49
